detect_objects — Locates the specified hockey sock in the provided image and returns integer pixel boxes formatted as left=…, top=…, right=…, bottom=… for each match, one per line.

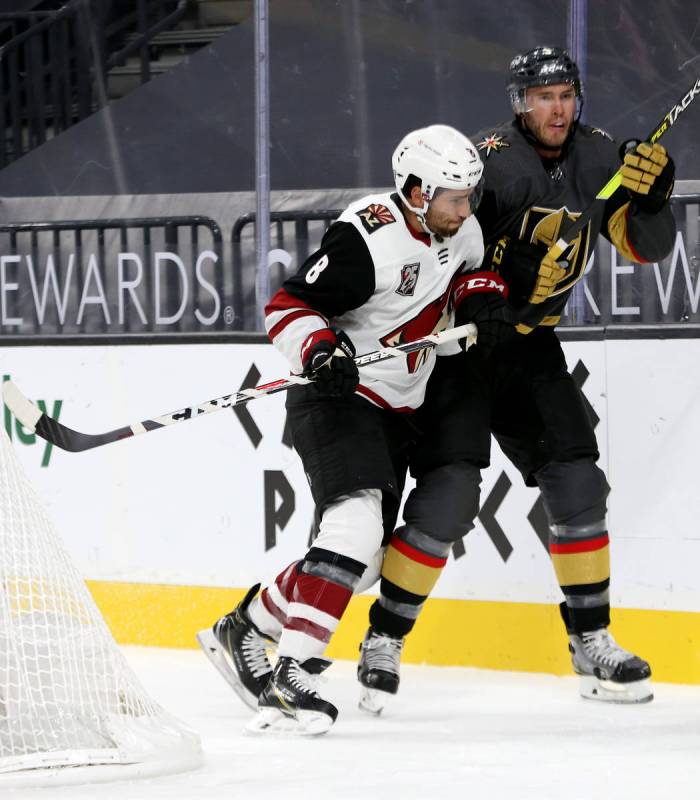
left=248, top=560, right=302, bottom=641
left=277, top=547, right=366, bottom=662
left=369, top=525, right=451, bottom=638
left=549, top=520, right=611, bottom=632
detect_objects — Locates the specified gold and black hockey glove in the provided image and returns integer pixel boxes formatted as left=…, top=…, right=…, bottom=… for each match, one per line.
left=483, top=236, right=566, bottom=307
left=300, top=326, right=359, bottom=398
left=620, top=141, right=675, bottom=214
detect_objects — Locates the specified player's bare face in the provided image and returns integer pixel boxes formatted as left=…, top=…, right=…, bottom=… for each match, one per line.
left=522, top=83, right=576, bottom=154
left=425, top=189, right=473, bottom=237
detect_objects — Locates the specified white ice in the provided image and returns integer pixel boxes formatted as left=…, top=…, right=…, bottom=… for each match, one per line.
left=6, top=646, right=700, bottom=800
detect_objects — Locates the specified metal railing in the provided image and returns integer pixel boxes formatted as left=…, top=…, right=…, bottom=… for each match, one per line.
left=0, top=0, right=189, bottom=168
left=0, top=197, right=697, bottom=339
left=0, top=11, right=57, bottom=44
left=231, top=210, right=340, bottom=329
left=0, top=215, right=224, bottom=336
left=0, top=0, right=99, bottom=168
left=230, top=197, right=700, bottom=332
left=561, top=193, right=700, bottom=327
left=105, top=0, right=188, bottom=85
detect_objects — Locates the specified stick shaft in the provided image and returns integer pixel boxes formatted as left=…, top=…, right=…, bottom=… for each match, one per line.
left=4, top=323, right=477, bottom=453
left=547, top=75, right=700, bottom=261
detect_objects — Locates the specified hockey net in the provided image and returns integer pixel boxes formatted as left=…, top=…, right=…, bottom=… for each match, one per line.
left=0, top=427, right=202, bottom=783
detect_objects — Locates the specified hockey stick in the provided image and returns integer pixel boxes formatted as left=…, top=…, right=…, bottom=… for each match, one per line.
left=545, top=74, right=700, bottom=262
left=2, top=323, right=477, bottom=454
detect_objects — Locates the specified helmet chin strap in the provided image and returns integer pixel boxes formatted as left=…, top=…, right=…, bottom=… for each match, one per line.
left=417, top=214, right=433, bottom=237
left=399, top=194, right=435, bottom=236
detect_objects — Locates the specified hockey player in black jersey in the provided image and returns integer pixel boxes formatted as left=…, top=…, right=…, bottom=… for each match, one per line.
left=359, top=46, right=676, bottom=709
left=197, top=124, right=513, bottom=734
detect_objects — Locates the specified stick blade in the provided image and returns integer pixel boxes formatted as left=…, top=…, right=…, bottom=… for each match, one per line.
left=2, top=381, right=42, bottom=432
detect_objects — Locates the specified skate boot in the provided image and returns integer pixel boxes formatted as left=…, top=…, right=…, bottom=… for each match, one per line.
left=196, top=583, right=275, bottom=709
left=357, top=627, right=404, bottom=715
left=568, top=628, right=653, bottom=704
left=247, top=656, right=338, bottom=735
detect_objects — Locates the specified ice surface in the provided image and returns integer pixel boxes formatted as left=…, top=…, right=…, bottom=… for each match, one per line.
left=6, top=646, right=700, bottom=799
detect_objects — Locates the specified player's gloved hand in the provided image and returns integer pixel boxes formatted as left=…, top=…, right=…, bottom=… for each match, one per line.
left=482, top=236, right=567, bottom=307
left=619, top=140, right=675, bottom=214
left=452, top=270, right=514, bottom=358
left=300, top=326, right=359, bottom=398
left=528, top=250, right=567, bottom=304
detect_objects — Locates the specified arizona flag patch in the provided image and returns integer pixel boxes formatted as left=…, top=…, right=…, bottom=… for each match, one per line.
left=356, top=203, right=396, bottom=233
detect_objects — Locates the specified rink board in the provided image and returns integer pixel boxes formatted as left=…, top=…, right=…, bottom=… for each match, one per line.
left=3, top=339, right=700, bottom=682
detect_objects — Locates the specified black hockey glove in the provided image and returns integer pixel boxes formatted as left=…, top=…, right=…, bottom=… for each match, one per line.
left=482, top=236, right=566, bottom=308
left=619, top=140, right=675, bottom=215
left=452, top=270, right=514, bottom=358
left=300, top=326, right=359, bottom=398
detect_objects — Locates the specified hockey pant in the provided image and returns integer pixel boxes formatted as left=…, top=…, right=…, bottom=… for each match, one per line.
left=369, top=461, right=482, bottom=638
left=534, top=458, right=611, bottom=633
left=248, top=488, right=384, bottom=662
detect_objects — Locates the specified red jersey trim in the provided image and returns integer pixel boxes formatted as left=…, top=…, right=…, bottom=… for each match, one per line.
left=405, top=224, right=431, bottom=247
left=356, top=384, right=415, bottom=413
left=624, top=206, right=648, bottom=264
left=266, top=288, right=328, bottom=341
left=268, top=308, right=325, bottom=341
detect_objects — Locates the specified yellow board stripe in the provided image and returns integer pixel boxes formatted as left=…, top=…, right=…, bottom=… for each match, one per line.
left=85, top=580, right=700, bottom=685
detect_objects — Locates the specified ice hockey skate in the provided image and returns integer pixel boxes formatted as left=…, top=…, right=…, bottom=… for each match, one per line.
left=357, top=627, right=404, bottom=715
left=196, top=583, right=275, bottom=710
left=568, top=628, right=653, bottom=703
left=247, top=656, right=337, bottom=735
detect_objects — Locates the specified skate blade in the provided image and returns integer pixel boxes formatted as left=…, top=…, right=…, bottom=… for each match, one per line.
left=358, top=686, right=391, bottom=716
left=579, top=675, right=654, bottom=704
left=246, top=707, right=334, bottom=736
left=196, top=628, right=260, bottom=710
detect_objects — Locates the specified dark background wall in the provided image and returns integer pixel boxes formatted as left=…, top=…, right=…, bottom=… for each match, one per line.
left=0, top=0, right=697, bottom=197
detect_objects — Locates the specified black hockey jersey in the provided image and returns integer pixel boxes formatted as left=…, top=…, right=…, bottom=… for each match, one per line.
left=471, top=120, right=676, bottom=331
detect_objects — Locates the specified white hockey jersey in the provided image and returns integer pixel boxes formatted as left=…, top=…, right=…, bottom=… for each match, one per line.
left=265, top=191, right=484, bottom=410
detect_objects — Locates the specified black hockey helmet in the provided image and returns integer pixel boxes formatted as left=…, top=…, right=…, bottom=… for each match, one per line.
left=507, top=46, right=583, bottom=114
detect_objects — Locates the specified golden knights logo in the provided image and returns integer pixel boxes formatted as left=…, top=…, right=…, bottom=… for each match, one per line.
left=396, top=263, right=420, bottom=296
left=477, top=133, right=510, bottom=157
left=356, top=203, right=396, bottom=234
left=519, top=206, right=592, bottom=297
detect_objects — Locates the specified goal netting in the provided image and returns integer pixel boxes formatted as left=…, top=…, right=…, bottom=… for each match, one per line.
left=0, top=427, right=202, bottom=783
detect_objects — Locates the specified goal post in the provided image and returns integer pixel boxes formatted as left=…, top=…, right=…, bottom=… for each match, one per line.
left=0, top=427, right=202, bottom=785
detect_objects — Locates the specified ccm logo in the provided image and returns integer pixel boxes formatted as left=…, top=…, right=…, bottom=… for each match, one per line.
left=455, top=276, right=506, bottom=302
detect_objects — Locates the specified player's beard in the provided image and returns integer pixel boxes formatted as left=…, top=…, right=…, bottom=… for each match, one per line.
left=523, top=114, right=573, bottom=152
left=425, top=209, right=463, bottom=239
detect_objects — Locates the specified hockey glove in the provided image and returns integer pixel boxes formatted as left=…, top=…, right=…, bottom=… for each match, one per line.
left=300, top=327, right=359, bottom=398
left=482, top=236, right=567, bottom=307
left=452, top=270, right=514, bottom=358
left=620, top=140, right=675, bottom=215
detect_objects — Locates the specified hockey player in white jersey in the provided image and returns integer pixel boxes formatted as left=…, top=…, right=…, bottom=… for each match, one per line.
left=197, top=124, right=514, bottom=734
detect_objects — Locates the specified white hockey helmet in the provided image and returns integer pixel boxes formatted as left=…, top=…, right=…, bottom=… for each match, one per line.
left=392, top=124, right=484, bottom=220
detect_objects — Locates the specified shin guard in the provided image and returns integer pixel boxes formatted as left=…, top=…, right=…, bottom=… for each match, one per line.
left=370, top=525, right=451, bottom=638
